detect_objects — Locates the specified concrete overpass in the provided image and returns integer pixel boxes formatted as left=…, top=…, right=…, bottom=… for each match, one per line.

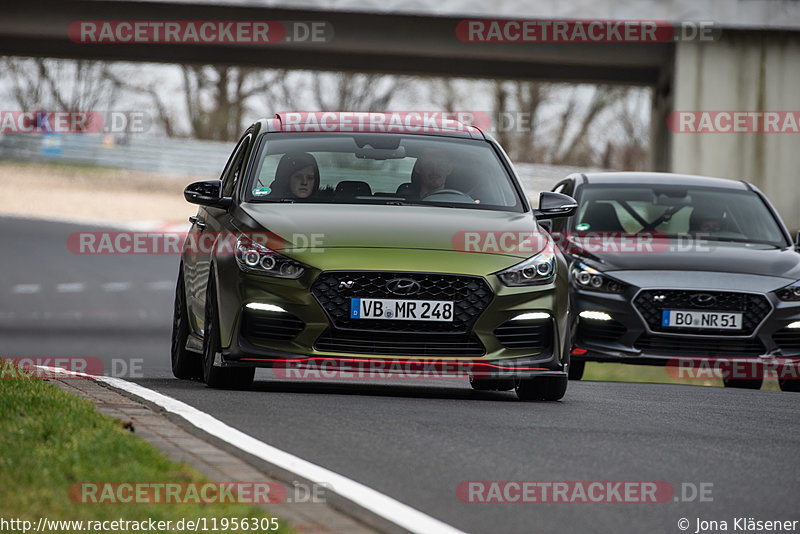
left=1, top=0, right=799, bottom=226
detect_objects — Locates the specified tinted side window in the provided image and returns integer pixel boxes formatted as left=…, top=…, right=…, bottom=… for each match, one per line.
left=221, top=134, right=252, bottom=197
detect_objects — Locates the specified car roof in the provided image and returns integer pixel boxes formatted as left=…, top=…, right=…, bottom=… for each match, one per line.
left=253, top=112, right=487, bottom=140
left=576, top=171, right=752, bottom=190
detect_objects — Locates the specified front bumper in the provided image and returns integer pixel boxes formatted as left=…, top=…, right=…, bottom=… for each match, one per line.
left=210, top=261, right=571, bottom=379
left=570, top=285, right=800, bottom=365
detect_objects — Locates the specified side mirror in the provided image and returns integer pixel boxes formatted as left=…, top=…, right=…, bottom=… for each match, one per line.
left=184, top=180, right=232, bottom=209
left=533, top=191, right=578, bottom=219
left=795, top=230, right=800, bottom=251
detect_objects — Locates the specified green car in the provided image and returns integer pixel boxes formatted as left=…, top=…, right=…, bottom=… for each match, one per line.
left=171, top=112, right=577, bottom=400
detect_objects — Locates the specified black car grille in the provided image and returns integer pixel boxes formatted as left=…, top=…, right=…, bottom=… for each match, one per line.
left=773, top=328, right=800, bottom=351
left=634, top=333, right=765, bottom=357
left=311, top=271, right=493, bottom=333
left=633, top=290, right=770, bottom=336
left=241, top=308, right=305, bottom=342
left=576, top=319, right=627, bottom=343
left=494, top=319, right=553, bottom=351
left=314, top=329, right=485, bottom=357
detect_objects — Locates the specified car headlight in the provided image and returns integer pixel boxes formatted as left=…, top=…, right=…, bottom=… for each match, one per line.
left=496, top=250, right=556, bottom=287
left=570, top=262, right=626, bottom=293
left=776, top=280, right=800, bottom=301
left=235, top=235, right=306, bottom=279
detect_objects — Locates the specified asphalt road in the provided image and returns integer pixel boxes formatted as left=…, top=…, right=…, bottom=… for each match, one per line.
left=2, top=216, right=799, bottom=534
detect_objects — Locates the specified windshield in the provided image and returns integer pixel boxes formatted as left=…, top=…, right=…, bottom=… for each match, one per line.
left=246, top=133, right=524, bottom=212
left=573, top=184, right=788, bottom=247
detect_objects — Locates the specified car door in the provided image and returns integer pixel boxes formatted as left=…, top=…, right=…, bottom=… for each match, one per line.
left=186, top=130, right=254, bottom=332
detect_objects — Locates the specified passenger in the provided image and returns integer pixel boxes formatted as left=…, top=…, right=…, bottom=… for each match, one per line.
left=270, top=152, right=320, bottom=200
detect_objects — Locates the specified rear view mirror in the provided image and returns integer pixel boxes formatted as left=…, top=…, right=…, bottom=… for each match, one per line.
left=184, top=180, right=232, bottom=209
left=533, top=191, right=578, bottom=219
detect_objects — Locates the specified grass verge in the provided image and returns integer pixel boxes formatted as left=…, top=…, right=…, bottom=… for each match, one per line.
left=0, top=366, right=293, bottom=533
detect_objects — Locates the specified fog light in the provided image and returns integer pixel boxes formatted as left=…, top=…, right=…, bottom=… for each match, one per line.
left=579, top=310, right=612, bottom=321
left=245, top=303, right=287, bottom=313
left=512, top=312, right=551, bottom=321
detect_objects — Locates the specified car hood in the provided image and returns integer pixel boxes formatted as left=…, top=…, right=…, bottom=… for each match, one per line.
left=238, top=202, right=544, bottom=259
left=570, top=240, right=800, bottom=291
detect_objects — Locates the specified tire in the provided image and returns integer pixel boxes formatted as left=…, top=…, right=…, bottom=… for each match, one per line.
left=171, top=269, right=203, bottom=379
left=515, top=375, right=568, bottom=401
left=722, top=377, right=762, bottom=390
left=202, top=271, right=254, bottom=389
left=469, top=376, right=515, bottom=391
left=778, top=379, right=800, bottom=392
left=568, top=360, right=585, bottom=381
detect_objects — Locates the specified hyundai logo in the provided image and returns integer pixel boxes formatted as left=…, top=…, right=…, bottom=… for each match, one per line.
left=690, top=293, right=717, bottom=308
left=386, top=278, right=421, bottom=296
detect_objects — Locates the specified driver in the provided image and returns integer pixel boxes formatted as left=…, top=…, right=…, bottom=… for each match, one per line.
left=689, top=206, right=724, bottom=233
left=269, top=152, right=320, bottom=200
left=415, top=148, right=454, bottom=198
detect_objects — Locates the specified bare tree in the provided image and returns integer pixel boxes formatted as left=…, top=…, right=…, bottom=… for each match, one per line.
left=2, top=57, right=120, bottom=112
left=309, top=72, right=411, bottom=111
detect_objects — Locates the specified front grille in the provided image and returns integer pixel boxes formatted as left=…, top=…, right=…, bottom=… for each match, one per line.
left=314, top=329, right=485, bottom=357
left=241, top=309, right=305, bottom=342
left=634, top=290, right=770, bottom=336
left=311, top=271, right=493, bottom=333
left=634, top=333, right=765, bottom=357
left=494, top=319, right=552, bottom=351
left=773, top=328, right=800, bottom=351
left=576, top=318, right=627, bottom=343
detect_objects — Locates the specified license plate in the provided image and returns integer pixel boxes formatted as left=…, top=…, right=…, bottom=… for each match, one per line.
left=350, top=298, right=454, bottom=321
left=661, top=310, right=742, bottom=330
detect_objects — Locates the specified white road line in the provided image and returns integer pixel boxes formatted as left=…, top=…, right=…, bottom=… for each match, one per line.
left=36, top=365, right=466, bottom=534
left=146, top=280, right=174, bottom=291
left=12, top=284, right=41, bottom=294
left=56, top=283, right=86, bottom=293
left=103, top=282, right=132, bottom=292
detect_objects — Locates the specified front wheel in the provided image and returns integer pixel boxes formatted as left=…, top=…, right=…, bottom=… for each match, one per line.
left=516, top=375, right=568, bottom=401
left=722, top=377, right=762, bottom=390
left=202, top=271, right=254, bottom=389
left=171, top=269, right=202, bottom=379
left=778, top=379, right=800, bottom=392
left=568, top=360, right=585, bottom=381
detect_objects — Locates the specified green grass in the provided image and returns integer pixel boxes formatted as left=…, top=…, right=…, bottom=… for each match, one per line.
left=582, top=361, right=781, bottom=391
left=0, top=365, right=294, bottom=533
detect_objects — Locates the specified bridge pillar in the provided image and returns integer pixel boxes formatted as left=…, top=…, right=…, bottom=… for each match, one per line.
left=669, top=31, right=800, bottom=230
